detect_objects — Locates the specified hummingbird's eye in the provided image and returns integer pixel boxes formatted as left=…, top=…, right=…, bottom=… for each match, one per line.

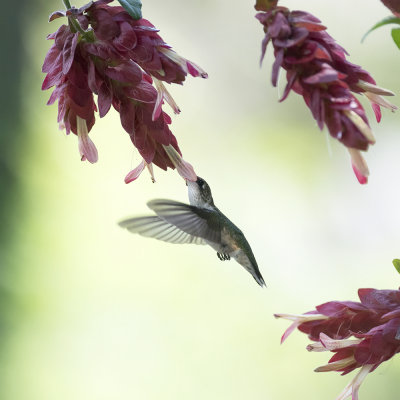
left=196, top=177, right=207, bottom=190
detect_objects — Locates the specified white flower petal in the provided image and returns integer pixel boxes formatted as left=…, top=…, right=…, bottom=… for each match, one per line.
left=319, top=333, right=362, bottom=351
left=274, top=313, right=328, bottom=323
left=348, top=148, right=369, bottom=180
left=344, top=110, right=375, bottom=144
left=146, top=162, right=155, bottom=183
left=335, top=365, right=374, bottom=400
left=315, top=356, right=355, bottom=372
left=357, top=80, right=395, bottom=96
left=307, top=341, right=329, bottom=352
left=364, top=92, right=397, bottom=112
left=152, top=78, right=180, bottom=121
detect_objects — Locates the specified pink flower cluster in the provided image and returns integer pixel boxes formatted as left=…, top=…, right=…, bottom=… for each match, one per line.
left=276, top=288, right=400, bottom=400
left=42, top=0, right=205, bottom=182
left=256, top=6, right=396, bottom=184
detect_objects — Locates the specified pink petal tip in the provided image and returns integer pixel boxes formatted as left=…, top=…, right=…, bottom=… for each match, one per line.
left=352, top=164, right=368, bottom=185
left=124, top=160, right=146, bottom=184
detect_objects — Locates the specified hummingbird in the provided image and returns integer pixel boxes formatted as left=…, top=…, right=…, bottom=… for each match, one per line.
left=118, top=177, right=265, bottom=287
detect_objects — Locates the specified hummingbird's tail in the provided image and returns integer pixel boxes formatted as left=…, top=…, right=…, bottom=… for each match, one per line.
left=253, top=269, right=266, bottom=287
left=232, top=250, right=266, bottom=288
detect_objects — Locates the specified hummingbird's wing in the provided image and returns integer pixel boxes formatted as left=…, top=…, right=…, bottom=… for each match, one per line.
left=118, top=215, right=207, bottom=245
left=147, top=199, right=222, bottom=244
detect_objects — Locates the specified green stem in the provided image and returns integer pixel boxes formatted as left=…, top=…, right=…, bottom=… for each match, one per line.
left=62, top=0, right=86, bottom=35
left=69, top=17, right=86, bottom=34
left=63, top=0, right=72, bottom=9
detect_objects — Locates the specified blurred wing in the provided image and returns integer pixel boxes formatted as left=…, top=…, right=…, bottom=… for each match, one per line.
left=147, top=199, right=221, bottom=244
left=118, top=215, right=206, bottom=245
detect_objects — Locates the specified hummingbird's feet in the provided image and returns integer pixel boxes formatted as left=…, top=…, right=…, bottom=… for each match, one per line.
left=217, top=252, right=230, bottom=261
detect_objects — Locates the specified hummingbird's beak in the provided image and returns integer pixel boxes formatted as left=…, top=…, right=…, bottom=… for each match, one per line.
left=163, top=144, right=197, bottom=182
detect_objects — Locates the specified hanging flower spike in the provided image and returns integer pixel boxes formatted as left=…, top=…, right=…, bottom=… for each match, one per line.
left=42, top=0, right=207, bottom=183
left=276, top=288, right=400, bottom=400
left=256, top=7, right=397, bottom=184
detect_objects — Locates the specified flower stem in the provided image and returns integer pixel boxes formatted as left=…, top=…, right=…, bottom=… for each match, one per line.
left=62, top=0, right=86, bottom=35
left=69, top=17, right=86, bottom=35
left=63, top=0, right=72, bottom=9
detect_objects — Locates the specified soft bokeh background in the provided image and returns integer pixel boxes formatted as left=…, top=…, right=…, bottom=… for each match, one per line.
left=1, top=0, right=399, bottom=399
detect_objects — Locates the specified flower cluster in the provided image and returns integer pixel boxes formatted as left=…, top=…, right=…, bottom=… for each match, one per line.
left=256, top=6, right=397, bottom=184
left=42, top=0, right=206, bottom=182
left=276, top=288, right=400, bottom=400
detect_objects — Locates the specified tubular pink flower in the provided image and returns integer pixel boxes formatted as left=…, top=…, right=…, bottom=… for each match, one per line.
left=77, top=116, right=98, bottom=163
left=163, top=144, right=197, bottom=182
left=335, top=365, right=374, bottom=400
left=256, top=6, right=397, bottom=183
left=124, top=159, right=146, bottom=183
left=343, top=111, right=375, bottom=145
left=152, top=78, right=181, bottom=121
left=308, top=336, right=363, bottom=353
left=307, top=341, right=329, bottom=352
left=362, top=90, right=397, bottom=123
left=348, top=149, right=369, bottom=185
left=319, top=333, right=363, bottom=351
left=357, top=80, right=396, bottom=101
left=124, top=159, right=156, bottom=183
left=314, top=355, right=356, bottom=372
left=274, top=313, right=328, bottom=343
left=157, top=47, right=208, bottom=79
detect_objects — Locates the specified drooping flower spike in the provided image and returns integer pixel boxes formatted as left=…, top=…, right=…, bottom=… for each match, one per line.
left=256, top=5, right=397, bottom=184
left=275, top=288, right=400, bottom=400
left=42, top=0, right=207, bottom=182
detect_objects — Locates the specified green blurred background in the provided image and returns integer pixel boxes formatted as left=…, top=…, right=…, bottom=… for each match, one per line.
left=1, top=0, right=399, bottom=399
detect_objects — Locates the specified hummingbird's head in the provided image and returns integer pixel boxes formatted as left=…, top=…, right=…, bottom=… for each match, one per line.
left=187, top=177, right=214, bottom=208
